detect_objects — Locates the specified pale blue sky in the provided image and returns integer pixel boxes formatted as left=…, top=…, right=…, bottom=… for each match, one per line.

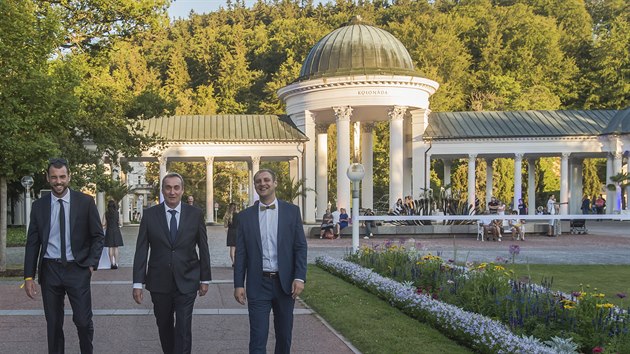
left=168, top=0, right=251, bottom=19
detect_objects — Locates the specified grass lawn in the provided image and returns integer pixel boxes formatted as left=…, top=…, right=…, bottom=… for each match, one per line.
left=300, top=265, right=472, bottom=354
left=7, top=226, right=26, bottom=247
left=509, top=264, right=630, bottom=307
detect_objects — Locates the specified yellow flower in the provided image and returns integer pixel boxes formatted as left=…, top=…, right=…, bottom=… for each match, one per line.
left=493, top=265, right=505, bottom=271
left=596, top=303, right=615, bottom=309
left=563, top=305, right=575, bottom=309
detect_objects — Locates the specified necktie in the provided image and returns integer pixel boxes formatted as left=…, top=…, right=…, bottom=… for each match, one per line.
left=260, top=204, right=276, bottom=211
left=58, top=199, right=67, bottom=266
left=168, top=210, right=178, bottom=244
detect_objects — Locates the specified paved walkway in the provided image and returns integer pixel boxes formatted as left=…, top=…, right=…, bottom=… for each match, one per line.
left=1, top=220, right=628, bottom=353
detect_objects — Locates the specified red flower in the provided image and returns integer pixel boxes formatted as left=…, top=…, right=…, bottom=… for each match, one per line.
left=592, top=346, right=603, bottom=353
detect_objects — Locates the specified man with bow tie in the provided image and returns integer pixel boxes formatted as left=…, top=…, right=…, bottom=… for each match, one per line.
left=132, top=172, right=211, bottom=354
left=234, top=169, right=307, bottom=354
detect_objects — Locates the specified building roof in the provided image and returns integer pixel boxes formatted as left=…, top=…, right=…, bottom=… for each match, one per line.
left=602, top=107, right=630, bottom=135
left=140, top=115, right=308, bottom=143
left=424, top=110, right=618, bottom=139
left=297, top=17, right=416, bottom=82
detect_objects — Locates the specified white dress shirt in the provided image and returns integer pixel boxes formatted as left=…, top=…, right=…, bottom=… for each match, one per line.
left=259, top=198, right=279, bottom=272
left=45, top=191, right=74, bottom=261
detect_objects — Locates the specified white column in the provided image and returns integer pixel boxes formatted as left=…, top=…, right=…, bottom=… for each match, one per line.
left=302, top=111, right=317, bottom=223
left=560, top=153, right=569, bottom=215
left=485, top=158, right=494, bottom=207
left=527, top=158, right=536, bottom=215
left=289, top=157, right=299, bottom=205
left=205, top=156, right=214, bottom=224
left=613, top=152, right=623, bottom=213
left=296, top=155, right=303, bottom=210
left=467, top=154, right=477, bottom=213
left=334, top=106, right=352, bottom=211
left=606, top=154, right=614, bottom=214
left=249, top=156, right=260, bottom=206
left=159, top=156, right=167, bottom=204
left=361, top=123, right=374, bottom=209
left=425, top=154, right=431, bottom=194
left=316, top=124, right=329, bottom=218
left=513, top=153, right=523, bottom=213
left=570, top=159, right=583, bottom=214
left=119, top=168, right=130, bottom=224
left=97, top=192, right=106, bottom=218
left=410, top=109, right=430, bottom=199
left=388, top=105, right=407, bottom=207
left=402, top=118, right=412, bottom=198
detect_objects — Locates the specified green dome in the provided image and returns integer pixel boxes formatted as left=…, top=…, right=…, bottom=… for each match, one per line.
left=298, top=19, right=416, bottom=82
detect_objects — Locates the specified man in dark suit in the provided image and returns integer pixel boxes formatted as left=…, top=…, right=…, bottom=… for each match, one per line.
left=234, top=169, right=308, bottom=354
left=23, top=158, right=105, bottom=354
left=133, top=172, right=211, bottom=354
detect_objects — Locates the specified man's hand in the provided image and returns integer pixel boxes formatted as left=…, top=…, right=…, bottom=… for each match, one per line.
left=291, top=280, right=305, bottom=299
left=198, top=283, right=209, bottom=297
left=24, top=279, right=37, bottom=299
left=234, top=287, right=246, bottom=305
left=133, top=288, right=143, bottom=304
left=89, top=266, right=94, bottom=274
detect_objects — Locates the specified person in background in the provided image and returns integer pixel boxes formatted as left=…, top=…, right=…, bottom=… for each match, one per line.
left=581, top=196, right=591, bottom=214
left=517, top=198, right=527, bottom=215
left=23, top=158, right=104, bottom=354
left=224, top=202, right=239, bottom=267
left=508, top=210, right=525, bottom=241
left=363, top=208, right=375, bottom=240
left=320, top=209, right=335, bottom=239
left=103, top=199, right=124, bottom=269
left=186, top=195, right=196, bottom=207
left=488, top=197, right=499, bottom=214
left=547, top=194, right=557, bottom=236
left=594, top=194, right=605, bottom=215
left=335, top=207, right=349, bottom=238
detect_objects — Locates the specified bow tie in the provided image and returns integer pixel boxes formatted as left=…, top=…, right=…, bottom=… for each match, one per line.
left=260, top=204, right=276, bottom=211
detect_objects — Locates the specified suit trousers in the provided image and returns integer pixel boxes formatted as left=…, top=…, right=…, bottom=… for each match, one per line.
left=247, top=277, right=295, bottom=354
left=41, top=259, right=94, bottom=354
left=150, top=289, right=197, bottom=354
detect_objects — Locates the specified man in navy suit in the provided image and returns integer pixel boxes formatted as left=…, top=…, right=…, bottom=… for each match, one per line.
left=133, top=172, right=211, bottom=354
left=234, top=169, right=308, bottom=354
left=23, top=158, right=105, bottom=354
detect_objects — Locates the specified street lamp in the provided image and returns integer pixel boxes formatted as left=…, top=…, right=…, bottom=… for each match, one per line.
left=21, top=176, right=34, bottom=235
left=346, top=163, right=365, bottom=253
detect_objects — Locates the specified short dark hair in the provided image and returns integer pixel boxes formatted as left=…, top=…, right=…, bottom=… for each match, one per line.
left=162, top=172, right=184, bottom=189
left=47, top=158, right=69, bottom=174
left=254, top=168, right=276, bottom=182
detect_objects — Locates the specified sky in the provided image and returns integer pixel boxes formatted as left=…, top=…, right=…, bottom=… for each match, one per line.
left=168, top=0, right=250, bottom=19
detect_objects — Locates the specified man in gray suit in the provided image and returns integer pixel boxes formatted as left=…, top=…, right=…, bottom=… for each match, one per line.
left=133, top=172, right=211, bottom=354
left=234, top=169, right=308, bottom=354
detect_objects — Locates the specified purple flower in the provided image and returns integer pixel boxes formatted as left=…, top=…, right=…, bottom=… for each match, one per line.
left=617, top=292, right=627, bottom=299
left=509, top=244, right=520, bottom=256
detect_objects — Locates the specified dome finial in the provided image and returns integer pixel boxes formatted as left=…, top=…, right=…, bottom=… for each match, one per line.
left=350, top=15, right=362, bottom=25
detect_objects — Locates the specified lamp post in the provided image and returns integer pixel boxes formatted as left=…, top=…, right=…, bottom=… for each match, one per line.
left=21, top=176, right=34, bottom=236
left=347, top=163, right=365, bottom=253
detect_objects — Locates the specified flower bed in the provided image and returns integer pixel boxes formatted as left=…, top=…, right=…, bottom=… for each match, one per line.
left=340, top=242, right=630, bottom=353
left=316, top=255, right=556, bottom=354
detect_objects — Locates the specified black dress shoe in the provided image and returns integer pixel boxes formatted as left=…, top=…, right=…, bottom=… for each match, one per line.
left=111, top=264, right=118, bottom=269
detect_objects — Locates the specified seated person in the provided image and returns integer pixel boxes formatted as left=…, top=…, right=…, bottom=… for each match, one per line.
left=363, top=208, right=375, bottom=239
left=484, top=219, right=503, bottom=241
left=488, top=197, right=499, bottom=214
left=320, top=209, right=335, bottom=239
left=508, top=210, right=525, bottom=241
left=335, top=208, right=349, bottom=238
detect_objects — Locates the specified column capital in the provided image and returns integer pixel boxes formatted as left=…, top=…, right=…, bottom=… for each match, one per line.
left=204, top=156, right=214, bottom=165
left=362, top=123, right=375, bottom=133
left=388, top=106, right=407, bottom=121
left=251, top=156, right=261, bottom=164
left=612, top=152, right=623, bottom=160
left=514, top=153, right=524, bottom=159
left=561, top=152, right=571, bottom=159
left=158, top=155, right=168, bottom=165
left=315, top=123, right=329, bottom=134
left=333, top=106, right=353, bottom=121
left=468, top=153, right=477, bottom=160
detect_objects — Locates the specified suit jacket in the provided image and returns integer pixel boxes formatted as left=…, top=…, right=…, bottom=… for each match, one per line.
left=24, top=189, right=105, bottom=282
left=133, top=202, right=211, bottom=294
left=234, top=199, right=307, bottom=297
